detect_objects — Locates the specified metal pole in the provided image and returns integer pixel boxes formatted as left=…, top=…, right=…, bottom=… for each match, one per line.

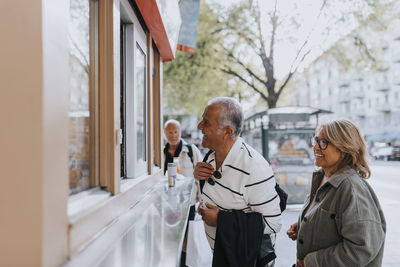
left=261, top=121, right=269, bottom=160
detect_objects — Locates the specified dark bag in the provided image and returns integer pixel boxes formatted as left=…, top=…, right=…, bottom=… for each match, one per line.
left=256, top=234, right=276, bottom=267
left=200, top=150, right=288, bottom=212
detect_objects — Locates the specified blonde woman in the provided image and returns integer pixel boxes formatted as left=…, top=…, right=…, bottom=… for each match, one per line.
left=287, top=119, right=386, bottom=267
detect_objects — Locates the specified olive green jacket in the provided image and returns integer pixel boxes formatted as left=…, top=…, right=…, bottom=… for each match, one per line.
left=297, top=166, right=386, bottom=267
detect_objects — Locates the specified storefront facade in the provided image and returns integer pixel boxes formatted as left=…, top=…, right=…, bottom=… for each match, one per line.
left=0, top=0, right=184, bottom=266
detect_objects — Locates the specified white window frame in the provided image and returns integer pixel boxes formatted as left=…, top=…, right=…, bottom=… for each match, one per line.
left=120, top=1, right=148, bottom=178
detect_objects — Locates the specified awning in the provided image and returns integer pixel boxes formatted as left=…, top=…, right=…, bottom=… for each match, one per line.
left=135, top=0, right=182, bottom=62
left=366, top=133, right=385, bottom=142
left=367, top=131, right=400, bottom=142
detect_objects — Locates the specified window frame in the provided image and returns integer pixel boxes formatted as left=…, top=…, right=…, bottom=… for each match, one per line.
left=89, top=0, right=100, bottom=187
left=120, top=0, right=148, bottom=179
left=66, top=0, right=166, bottom=261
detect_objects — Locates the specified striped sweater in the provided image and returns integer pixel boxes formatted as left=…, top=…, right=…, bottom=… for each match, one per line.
left=200, top=137, right=282, bottom=250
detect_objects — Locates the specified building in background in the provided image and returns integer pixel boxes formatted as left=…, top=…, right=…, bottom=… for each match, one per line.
left=288, top=16, right=400, bottom=150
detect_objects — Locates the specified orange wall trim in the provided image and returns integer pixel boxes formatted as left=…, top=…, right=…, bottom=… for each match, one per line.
left=135, top=0, right=174, bottom=62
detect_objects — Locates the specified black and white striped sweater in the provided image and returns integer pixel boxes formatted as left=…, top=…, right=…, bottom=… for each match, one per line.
left=200, top=137, right=282, bottom=250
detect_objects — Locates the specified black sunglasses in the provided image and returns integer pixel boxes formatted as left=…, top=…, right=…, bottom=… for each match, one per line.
left=207, top=170, right=222, bottom=185
left=311, top=136, right=330, bottom=150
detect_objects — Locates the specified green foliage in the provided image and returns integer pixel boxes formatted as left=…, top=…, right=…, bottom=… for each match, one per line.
left=163, top=1, right=232, bottom=117
left=327, top=0, right=399, bottom=72
left=164, top=0, right=398, bottom=114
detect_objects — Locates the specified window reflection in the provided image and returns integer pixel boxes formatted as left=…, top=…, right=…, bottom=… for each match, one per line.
left=68, top=0, right=91, bottom=194
left=136, top=45, right=146, bottom=165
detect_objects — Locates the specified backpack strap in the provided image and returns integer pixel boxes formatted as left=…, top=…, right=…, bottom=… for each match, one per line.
left=200, top=150, right=214, bottom=193
left=275, top=183, right=288, bottom=212
left=185, top=144, right=194, bottom=167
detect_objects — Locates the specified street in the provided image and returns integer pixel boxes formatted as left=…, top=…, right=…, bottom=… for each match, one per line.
left=274, top=161, right=400, bottom=267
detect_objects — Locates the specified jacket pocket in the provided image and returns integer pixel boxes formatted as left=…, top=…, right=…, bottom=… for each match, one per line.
left=312, top=207, right=340, bottom=248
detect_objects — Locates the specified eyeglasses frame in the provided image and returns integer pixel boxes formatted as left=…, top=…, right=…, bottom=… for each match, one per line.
left=311, top=136, right=330, bottom=150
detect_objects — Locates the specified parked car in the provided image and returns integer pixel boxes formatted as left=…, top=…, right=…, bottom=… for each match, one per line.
left=371, top=146, right=400, bottom=161
left=390, top=146, right=400, bottom=161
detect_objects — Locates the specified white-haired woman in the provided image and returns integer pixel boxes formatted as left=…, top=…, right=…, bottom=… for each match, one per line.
left=287, top=119, right=386, bottom=267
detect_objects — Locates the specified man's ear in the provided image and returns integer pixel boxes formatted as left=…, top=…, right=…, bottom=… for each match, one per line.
left=223, top=126, right=234, bottom=139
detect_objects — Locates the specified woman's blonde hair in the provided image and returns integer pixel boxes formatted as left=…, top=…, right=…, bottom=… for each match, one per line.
left=318, top=119, right=371, bottom=178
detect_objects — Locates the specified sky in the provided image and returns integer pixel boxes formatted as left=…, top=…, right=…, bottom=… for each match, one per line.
left=206, top=0, right=361, bottom=79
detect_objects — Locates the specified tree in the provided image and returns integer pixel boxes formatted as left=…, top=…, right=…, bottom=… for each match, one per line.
left=164, top=0, right=397, bottom=114
left=163, top=1, right=232, bottom=117
left=212, top=0, right=397, bottom=109
left=328, top=1, right=400, bottom=72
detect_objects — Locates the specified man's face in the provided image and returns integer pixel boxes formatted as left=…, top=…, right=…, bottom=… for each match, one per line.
left=164, top=123, right=181, bottom=146
left=198, top=105, right=225, bottom=151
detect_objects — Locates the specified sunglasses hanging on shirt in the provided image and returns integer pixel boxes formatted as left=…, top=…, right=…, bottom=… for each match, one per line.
left=207, top=170, right=222, bottom=185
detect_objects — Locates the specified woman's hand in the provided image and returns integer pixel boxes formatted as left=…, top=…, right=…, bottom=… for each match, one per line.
left=296, top=259, right=306, bottom=267
left=287, top=222, right=298, bottom=240
left=198, top=202, right=219, bottom=226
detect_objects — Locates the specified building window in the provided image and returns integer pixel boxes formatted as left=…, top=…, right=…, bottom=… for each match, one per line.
left=68, top=0, right=98, bottom=194
left=120, top=5, right=148, bottom=179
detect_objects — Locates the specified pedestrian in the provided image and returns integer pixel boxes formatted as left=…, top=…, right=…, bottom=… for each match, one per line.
left=194, top=97, right=282, bottom=267
left=163, top=119, right=204, bottom=267
left=163, top=119, right=203, bottom=179
left=286, top=119, right=386, bottom=267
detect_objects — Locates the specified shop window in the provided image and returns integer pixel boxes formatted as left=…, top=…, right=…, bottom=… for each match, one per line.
left=68, top=0, right=99, bottom=194
left=120, top=5, right=148, bottom=179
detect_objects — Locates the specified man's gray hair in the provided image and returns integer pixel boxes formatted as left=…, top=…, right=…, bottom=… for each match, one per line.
left=208, top=97, right=243, bottom=137
left=164, top=119, right=181, bottom=129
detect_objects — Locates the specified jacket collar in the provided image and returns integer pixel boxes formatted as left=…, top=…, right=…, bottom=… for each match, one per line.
left=313, top=165, right=357, bottom=189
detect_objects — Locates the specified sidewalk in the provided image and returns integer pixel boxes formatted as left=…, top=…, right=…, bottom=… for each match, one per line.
left=275, top=207, right=301, bottom=267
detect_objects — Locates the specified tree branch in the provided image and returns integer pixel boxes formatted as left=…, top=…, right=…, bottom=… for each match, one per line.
left=221, top=67, right=269, bottom=102
left=278, top=49, right=311, bottom=96
left=69, top=34, right=89, bottom=73
left=287, top=0, right=328, bottom=74
left=226, top=52, right=268, bottom=86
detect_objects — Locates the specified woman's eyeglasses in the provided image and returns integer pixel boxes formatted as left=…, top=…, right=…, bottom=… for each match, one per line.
left=207, top=170, right=222, bottom=185
left=311, top=136, right=330, bottom=150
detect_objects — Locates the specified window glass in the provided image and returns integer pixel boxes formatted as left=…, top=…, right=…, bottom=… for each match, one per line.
left=119, top=11, right=147, bottom=178
left=68, top=0, right=91, bottom=194
left=136, top=45, right=147, bottom=166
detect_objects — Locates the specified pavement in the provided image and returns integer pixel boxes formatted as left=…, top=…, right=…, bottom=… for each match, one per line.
left=275, top=207, right=301, bottom=267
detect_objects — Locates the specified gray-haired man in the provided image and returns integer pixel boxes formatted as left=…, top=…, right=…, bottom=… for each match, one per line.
left=194, top=97, right=282, bottom=266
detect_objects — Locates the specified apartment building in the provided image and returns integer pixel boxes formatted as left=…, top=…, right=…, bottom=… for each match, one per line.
left=288, top=18, right=400, bottom=147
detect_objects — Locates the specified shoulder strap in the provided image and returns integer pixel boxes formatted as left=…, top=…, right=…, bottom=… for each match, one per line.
left=185, top=144, right=194, bottom=166
left=200, top=150, right=214, bottom=193
left=275, top=183, right=288, bottom=212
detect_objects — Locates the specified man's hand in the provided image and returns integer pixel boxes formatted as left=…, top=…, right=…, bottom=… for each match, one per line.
left=193, top=162, right=214, bottom=181
left=198, top=202, right=219, bottom=226
left=287, top=222, right=298, bottom=241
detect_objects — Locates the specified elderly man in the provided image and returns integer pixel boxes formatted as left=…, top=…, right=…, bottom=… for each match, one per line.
left=163, top=119, right=206, bottom=267
left=163, top=119, right=202, bottom=177
left=194, top=97, right=282, bottom=266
